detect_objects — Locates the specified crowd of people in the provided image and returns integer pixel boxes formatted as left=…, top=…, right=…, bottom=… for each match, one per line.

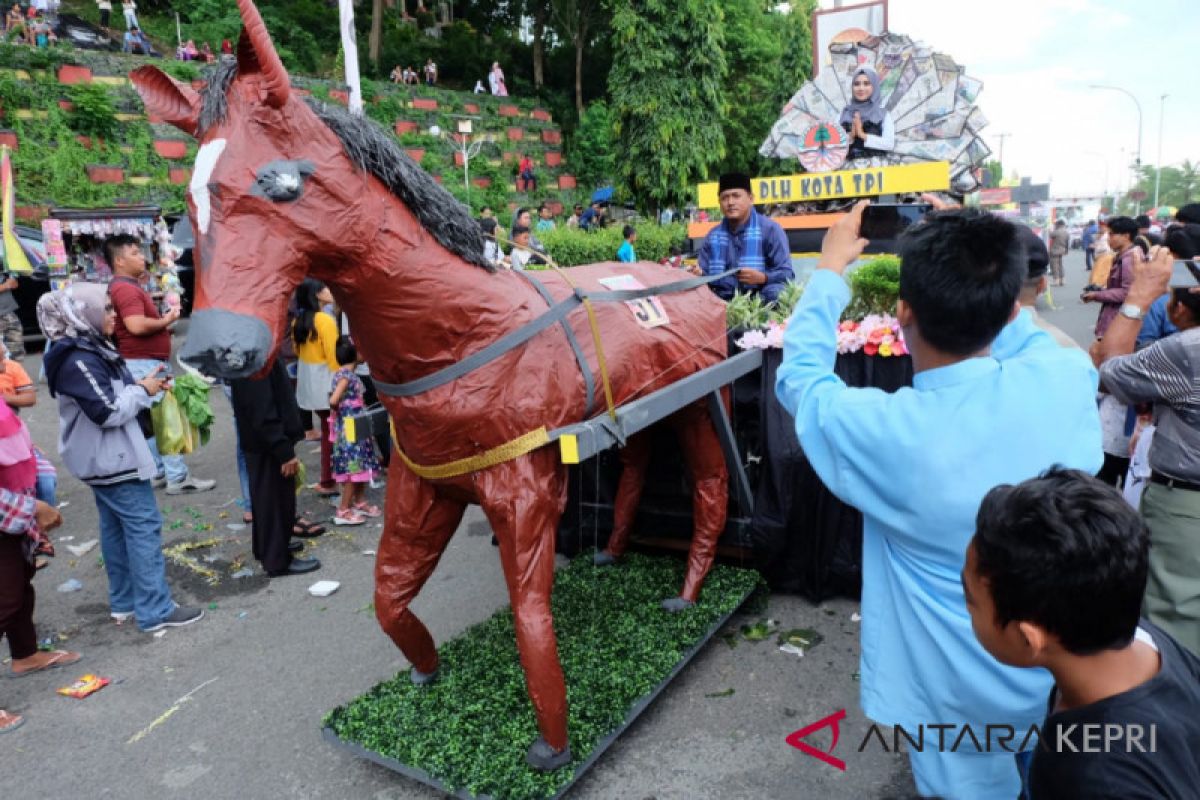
left=775, top=196, right=1200, bottom=798
left=0, top=235, right=391, bottom=731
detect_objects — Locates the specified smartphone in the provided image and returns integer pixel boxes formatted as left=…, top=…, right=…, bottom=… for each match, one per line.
left=1170, top=259, right=1200, bottom=288
left=859, top=203, right=932, bottom=240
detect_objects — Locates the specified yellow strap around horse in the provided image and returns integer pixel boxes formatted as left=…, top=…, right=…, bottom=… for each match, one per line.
left=390, top=421, right=551, bottom=480
left=386, top=239, right=616, bottom=480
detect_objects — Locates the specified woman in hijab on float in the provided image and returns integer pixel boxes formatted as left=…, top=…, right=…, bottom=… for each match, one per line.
left=840, top=65, right=895, bottom=162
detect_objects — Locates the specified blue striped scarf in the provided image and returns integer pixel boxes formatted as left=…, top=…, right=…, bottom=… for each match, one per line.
left=707, top=210, right=765, bottom=273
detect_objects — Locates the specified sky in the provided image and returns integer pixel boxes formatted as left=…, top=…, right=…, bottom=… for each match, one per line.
left=817, top=0, right=1197, bottom=201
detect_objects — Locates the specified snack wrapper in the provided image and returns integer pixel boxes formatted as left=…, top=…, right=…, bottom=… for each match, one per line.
left=57, top=674, right=110, bottom=699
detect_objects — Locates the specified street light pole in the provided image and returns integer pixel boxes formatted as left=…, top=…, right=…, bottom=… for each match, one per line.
left=1089, top=84, right=1143, bottom=212
left=1083, top=150, right=1109, bottom=206
left=1153, top=94, right=1168, bottom=211
left=994, top=132, right=1010, bottom=177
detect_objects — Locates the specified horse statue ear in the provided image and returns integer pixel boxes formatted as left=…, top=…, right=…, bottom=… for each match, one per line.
left=235, top=0, right=290, bottom=109
left=129, top=66, right=201, bottom=137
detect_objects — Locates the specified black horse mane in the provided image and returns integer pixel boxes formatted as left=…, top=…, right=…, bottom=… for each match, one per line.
left=198, top=59, right=492, bottom=272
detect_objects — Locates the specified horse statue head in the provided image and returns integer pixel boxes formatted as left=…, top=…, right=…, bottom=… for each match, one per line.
left=130, top=0, right=487, bottom=379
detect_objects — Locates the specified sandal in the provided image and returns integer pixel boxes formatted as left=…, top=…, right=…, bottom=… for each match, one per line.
left=353, top=503, right=382, bottom=518
left=333, top=510, right=366, bottom=526
left=0, top=710, right=24, bottom=734
left=292, top=517, right=327, bottom=538
left=308, top=483, right=339, bottom=497
left=34, top=556, right=49, bottom=571
left=10, top=649, right=82, bottom=679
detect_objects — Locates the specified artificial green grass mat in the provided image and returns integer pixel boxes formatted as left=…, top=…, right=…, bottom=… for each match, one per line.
left=324, top=552, right=763, bottom=799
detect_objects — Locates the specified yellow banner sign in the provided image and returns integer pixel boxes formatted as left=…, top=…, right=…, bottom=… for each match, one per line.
left=697, top=161, right=950, bottom=208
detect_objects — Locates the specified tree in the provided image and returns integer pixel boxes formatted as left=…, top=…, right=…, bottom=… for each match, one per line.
left=570, top=100, right=616, bottom=189
left=369, top=0, right=384, bottom=67
left=528, top=0, right=550, bottom=89
left=1122, top=161, right=1200, bottom=213
left=717, top=0, right=784, bottom=174
left=775, top=0, right=816, bottom=108
left=608, top=0, right=727, bottom=209
left=550, top=0, right=607, bottom=116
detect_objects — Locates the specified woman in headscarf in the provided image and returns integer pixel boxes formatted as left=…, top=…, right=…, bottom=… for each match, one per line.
left=39, top=284, right=203, bottom=633
left=840, top=66, right=895, bottom=162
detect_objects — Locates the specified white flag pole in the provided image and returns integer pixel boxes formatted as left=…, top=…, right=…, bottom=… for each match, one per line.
left=338, top=0, right=364, bottom=117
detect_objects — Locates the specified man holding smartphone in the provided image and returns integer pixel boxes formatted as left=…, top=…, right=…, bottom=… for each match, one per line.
left=1094, top=237, right=1200, bottom=657
left=106, top=234, right=215, bottom=496
left=775, top=202, right=1103, bottom=797
left=699, top=172, right=793, bottom=303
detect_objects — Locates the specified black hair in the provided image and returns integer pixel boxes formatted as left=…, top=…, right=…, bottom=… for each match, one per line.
left=669, top=245, right=682, bottom=256
left=537, top=202, right=548, bottom=213
left=574, top=204, right=583, bottom=212
left=896, top=209, right=1024, bottom=355
left=1171, top=287, right=1200, bottom=324
left=1165, top=224, right=1200, bottom=259
left=479, top=217, right=497, bottom=235
left=1177, top=203, right=1200, bottom=225
left=1107, top=216, right=1138, bottom=237
left=103, top=234, right=141, bottom=269
left=334, top=335, right=357, bottom=367
left=291, top=278, right=325, bottom=346
left=622, top=224, right=636, bottom=239
left=973, top=467, right=1149, bottom=655
left=1135, top=214, right=1152, bottom=230
left=512, top=224, right=530, bottom=237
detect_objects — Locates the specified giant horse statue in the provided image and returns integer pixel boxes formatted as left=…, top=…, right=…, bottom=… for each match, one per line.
left=131, top=0, right=730, bottom=770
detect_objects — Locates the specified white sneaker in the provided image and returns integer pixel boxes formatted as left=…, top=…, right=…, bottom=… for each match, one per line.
left=166, top=476, right=216, bottom=495
left=111, top=611, right=134, bottom=623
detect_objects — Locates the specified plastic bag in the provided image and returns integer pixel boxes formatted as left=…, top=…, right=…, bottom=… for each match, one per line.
left=151, top=389, right=195, bottom=455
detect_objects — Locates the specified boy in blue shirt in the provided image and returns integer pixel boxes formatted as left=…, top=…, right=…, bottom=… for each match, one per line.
left=776, top=202, right=1103, bottom=798
left=616, top=225, right=637, bottom=263
left=965, top=468, right=1200, bottom=799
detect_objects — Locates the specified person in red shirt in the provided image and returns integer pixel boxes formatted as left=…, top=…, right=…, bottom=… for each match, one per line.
left=105, top=234, right=215, bottom=495
left=518, top=154, right=537, bottom=192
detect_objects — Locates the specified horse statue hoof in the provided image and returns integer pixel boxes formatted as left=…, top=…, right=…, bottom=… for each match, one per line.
left=593, top=550, right=618, bottom=567
left=410, top=665, right=439, bottom=686
left=526, top=736, right=572, bottom=771
left=661, top=597, right=695, bottom=613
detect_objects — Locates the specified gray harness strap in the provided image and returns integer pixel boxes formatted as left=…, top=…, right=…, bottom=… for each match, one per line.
left=514, top=269, right=596, bottom=416
left=371, top=267, right=739, bottom=399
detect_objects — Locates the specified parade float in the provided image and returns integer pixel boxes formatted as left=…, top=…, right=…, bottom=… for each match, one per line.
left=129, top=2, right=990, bottom=795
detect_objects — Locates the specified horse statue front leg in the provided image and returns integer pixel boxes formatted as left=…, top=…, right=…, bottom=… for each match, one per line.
left=374, top=459, right=467, bottom=684
left=477, top=448, right=572, bottom=771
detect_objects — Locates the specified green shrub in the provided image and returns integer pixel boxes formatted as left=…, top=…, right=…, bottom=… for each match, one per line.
left=846, top=254, right=901, bottom=318
left=537, top=223, right=686, bottom=267
left=66, top=83, right=118, bottom=140
left=162, top=61, right=201, bottom=83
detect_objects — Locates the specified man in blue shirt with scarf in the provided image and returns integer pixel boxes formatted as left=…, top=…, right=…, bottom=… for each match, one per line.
left=699, top=172, right=793, bottom=303
left=776, top=202, right=1103, bottom=798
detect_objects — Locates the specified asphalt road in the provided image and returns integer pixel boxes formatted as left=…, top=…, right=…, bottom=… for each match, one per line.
left=1, top=252, right=1099, bottom=800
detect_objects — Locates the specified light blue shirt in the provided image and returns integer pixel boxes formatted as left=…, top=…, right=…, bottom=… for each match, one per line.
left=776, top=271, right=1103, bottom=736
left=616, top=240, right=636, bottom=263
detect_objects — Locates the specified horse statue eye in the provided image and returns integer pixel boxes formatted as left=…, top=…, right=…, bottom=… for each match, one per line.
left=253, top=159, right=316, bottom=203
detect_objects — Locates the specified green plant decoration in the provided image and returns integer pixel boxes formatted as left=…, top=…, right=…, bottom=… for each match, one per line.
left=846, top=254, right=901, bottom=319
left=325, top=553, right=762, bottom=800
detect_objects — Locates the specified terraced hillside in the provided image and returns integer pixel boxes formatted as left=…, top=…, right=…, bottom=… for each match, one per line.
left=0, top=45, right=581, bottom=221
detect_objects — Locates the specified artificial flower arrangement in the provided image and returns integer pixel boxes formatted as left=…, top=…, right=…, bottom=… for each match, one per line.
left=733, top=255, right=909, bottom=358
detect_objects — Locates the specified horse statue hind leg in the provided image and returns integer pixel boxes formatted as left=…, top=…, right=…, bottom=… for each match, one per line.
left=595, top=401, right=730, bottom=611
